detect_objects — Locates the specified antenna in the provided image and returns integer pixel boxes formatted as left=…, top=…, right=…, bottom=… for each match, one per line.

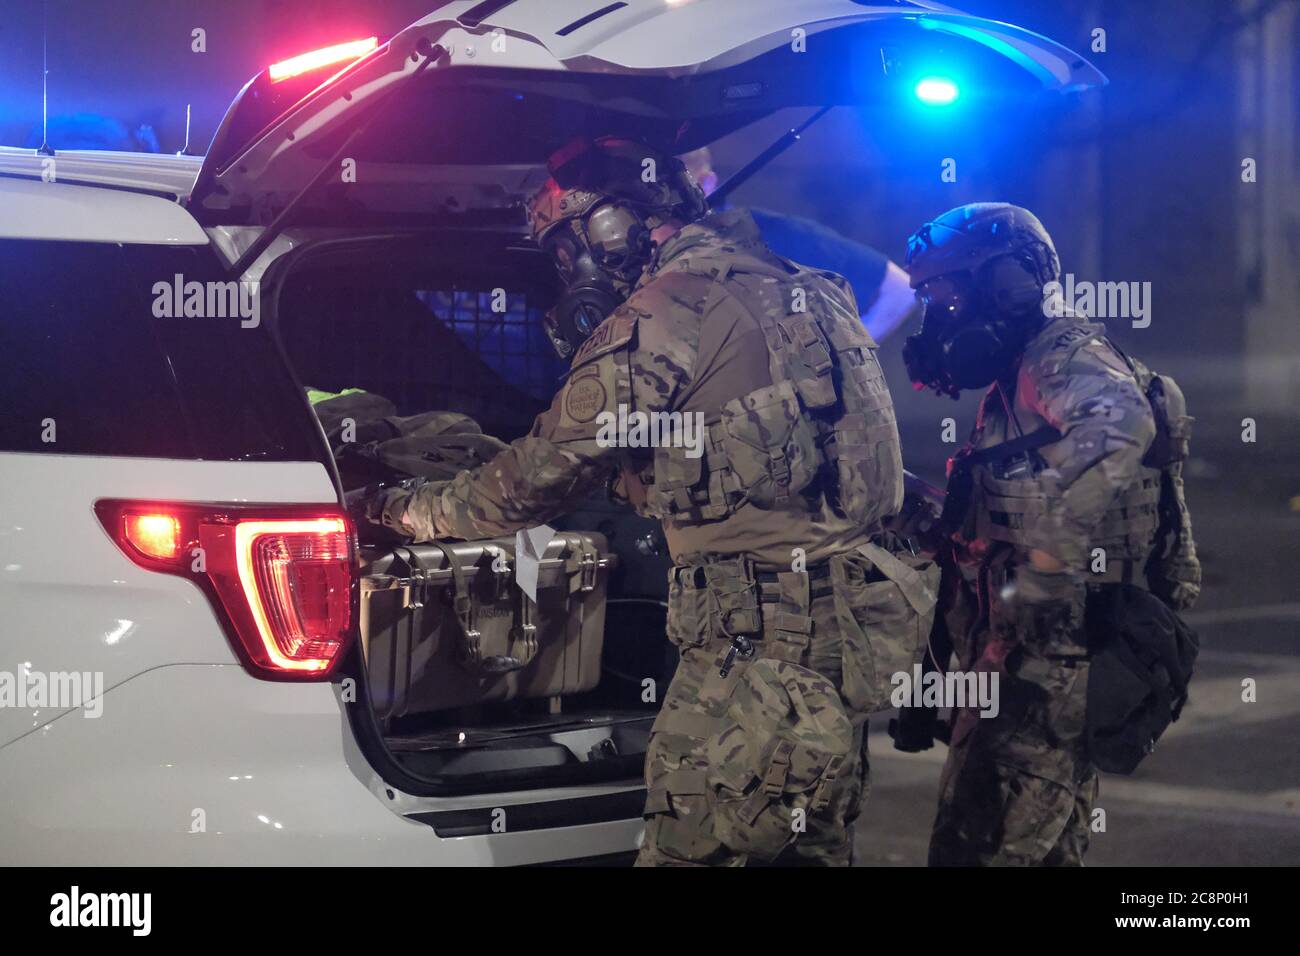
left=35, top=0, right=54, bottom=156
left=177, top=104, right=193, bottom=156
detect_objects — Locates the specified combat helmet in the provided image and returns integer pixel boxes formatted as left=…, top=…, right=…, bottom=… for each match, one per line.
left=902, top=203, right=1063, bottom=397
left=526, top=136, right=708, bottom=357
left=905, top=202, right=1060, bottom=288
left=527, top=136, right=707, bottom=246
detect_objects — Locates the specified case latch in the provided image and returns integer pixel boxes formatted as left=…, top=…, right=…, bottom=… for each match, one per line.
left=489, top=545, right=513, bottom=601
left=578, top=540, right=598, bottom=593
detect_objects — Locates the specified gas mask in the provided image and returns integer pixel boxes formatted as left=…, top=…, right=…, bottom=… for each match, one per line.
left=540, top=200, right=655, bottom=359
left=902, top=256, right=1046, bottom=398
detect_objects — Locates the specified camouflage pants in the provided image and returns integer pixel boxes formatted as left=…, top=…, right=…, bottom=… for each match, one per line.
left=635, top=561, right=874, bottom=867
left=929, top=576, right=1098, bottom=867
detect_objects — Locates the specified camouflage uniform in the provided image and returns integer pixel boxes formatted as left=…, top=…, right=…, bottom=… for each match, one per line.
left=930, top=315, right=1160, bottom=866
left=390, top=209, right=936, bottom=866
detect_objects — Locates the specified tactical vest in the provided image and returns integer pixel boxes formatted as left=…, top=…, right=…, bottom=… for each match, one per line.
left=948, top=333, right=1199, bottom=608
left=640, top=252, right=904, bottom=530
left=965, top=439, right=1164, bottom=565
left=1122, top=355, right=1200, bottom=610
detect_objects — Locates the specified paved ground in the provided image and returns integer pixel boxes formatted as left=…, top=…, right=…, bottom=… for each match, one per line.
left=853, top=392, right=1300, bottom=867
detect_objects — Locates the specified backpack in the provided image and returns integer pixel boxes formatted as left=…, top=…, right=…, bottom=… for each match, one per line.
left=357, top=416, right=508, bottom=481
left=311, top=390, right=399, bottom=451
left=309, top=390, right=508, bottom=485
left=1130, top=362, right=1201, bottom=612
left=1085, top=583, right=1198, bottom=774
left=1082, top=354, right=1201, bottom=773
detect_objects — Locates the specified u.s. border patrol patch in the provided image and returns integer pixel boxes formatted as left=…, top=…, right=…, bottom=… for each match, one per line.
left=571, top=310, right=636, bottom=368
left=564, top=372, right=608, bottom=424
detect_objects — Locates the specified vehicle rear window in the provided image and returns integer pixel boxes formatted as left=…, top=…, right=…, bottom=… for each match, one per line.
left=420, top=289, right=565, bottom=403
left=0, top=239, right=321, bottom=460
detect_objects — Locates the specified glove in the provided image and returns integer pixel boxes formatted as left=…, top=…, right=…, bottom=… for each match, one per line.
left=346, top=479, right=423, bottom=540
left=889, top=711, right=938, bottom=753
left=887, top=472, right=950, bottom=557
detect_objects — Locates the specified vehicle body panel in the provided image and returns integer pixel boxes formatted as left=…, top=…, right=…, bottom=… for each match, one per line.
left=0, top=146, right=203, bottom=198
left=0, top=454, right=336, bottom=747
left=0, top=664, right=642, bottom=865
left=0, top=177, right=208, bottom=244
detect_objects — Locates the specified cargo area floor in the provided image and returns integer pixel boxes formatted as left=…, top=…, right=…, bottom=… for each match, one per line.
left=385, top=711, right=653, bottom=781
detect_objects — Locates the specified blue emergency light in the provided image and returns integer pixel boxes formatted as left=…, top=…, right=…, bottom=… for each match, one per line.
left=914, top=76, right=960, bottom=105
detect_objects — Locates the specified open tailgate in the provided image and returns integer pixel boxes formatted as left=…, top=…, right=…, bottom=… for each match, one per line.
left=188, top=0, right=1107, bottom=225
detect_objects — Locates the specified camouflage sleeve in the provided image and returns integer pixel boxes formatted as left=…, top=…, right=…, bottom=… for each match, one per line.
left=1021, top=333, right=1157, bottom=569
left=398, top=278, right=701, bottom=541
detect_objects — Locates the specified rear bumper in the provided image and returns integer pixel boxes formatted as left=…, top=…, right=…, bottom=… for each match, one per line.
left=0, top=664, right=643, bottom=866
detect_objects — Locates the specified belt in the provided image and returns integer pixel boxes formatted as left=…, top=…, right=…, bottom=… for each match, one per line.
left=754, top=563, right=831, bottom=585
left=678, top=558, right=832, bottom=588
left=983, top=556, right=1149, bottom=590
left=673, top=558, right=835, bottom=640
left=755, top=563, right=834, bottom=602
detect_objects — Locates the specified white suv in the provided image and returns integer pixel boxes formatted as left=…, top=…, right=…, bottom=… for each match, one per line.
left=0, top=0, right=1101, bottom=865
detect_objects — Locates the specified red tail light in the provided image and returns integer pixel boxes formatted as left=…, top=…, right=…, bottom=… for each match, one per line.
left=124, top=513, right=181, bottom=560
left=95, top=501, right=357, bottom=681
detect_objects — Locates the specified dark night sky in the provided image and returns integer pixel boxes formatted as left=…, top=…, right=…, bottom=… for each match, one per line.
left=0, top=0, right=437, bottom=151
left=0, top=0, right=1265, bottom=374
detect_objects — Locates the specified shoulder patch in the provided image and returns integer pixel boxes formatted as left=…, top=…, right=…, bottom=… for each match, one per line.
left=1050, top=327, right=1092, bottom=348
left=1050, top=325, right=1096, bottom=351
left=1026, top=322, right=1104, bottom=377
left=1080, top=337, right=1140, bottom=380
left=570, top=309, right=636, bottom=369
left=562, top=370, right=609, bottom=424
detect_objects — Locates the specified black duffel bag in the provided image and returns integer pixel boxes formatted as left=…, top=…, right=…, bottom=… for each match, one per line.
left=311, top=391, right=507, bottom=487
left=1085, top=583, right=1199, bottom=774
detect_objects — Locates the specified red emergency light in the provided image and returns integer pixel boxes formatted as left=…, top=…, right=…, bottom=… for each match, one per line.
left=268, top=36, right=379, bottom=83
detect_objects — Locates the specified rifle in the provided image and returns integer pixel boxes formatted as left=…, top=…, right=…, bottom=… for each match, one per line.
left=887, top=471, right=956, bottom=752
left=889, top=541, right=957, bottom=752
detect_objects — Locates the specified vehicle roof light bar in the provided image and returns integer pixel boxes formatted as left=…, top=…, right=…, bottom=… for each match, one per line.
left=269, top=37, right=380, bottom=83
left=228, top=38, right=448, bottom=279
